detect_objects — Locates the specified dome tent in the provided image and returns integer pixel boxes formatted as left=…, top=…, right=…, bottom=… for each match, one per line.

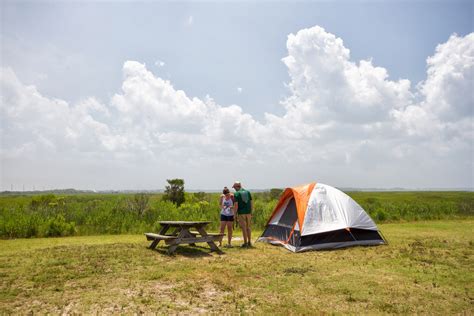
left=257, top=183, right=386, bottom=252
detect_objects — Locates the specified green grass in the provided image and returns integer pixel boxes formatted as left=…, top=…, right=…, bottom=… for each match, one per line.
left=1, top=220, right=472, bottom=314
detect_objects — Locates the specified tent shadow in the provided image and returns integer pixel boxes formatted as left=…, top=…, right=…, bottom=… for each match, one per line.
left=260, top=241, right=387, bottom=253
left=298, top=243, right=389, bottom=253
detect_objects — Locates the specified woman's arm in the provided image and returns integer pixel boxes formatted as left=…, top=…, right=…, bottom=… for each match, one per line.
left=219, top=194, right=224, bottom=208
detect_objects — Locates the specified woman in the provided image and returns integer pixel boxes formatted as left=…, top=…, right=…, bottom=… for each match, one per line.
left=219, top=187, right=234, bottom=248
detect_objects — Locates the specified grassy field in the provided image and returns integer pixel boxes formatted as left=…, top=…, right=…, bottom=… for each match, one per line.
left=1, top=220, right=472, bottom=314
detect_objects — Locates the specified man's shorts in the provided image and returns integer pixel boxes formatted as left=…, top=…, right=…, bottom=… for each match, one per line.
left=238, top=214, right=252, bottom=227
left=220, top=214, right=234, bottom=222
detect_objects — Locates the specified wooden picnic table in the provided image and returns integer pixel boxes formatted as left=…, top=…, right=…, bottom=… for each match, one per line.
left=145, top=221, right=224, bottom=254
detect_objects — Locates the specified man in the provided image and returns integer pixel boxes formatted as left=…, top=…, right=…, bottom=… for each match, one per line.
left=232, top=181, right=254, bottom=247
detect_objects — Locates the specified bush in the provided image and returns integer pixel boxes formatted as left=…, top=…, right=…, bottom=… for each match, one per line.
left=42, top=214, right=76, bottom=237
left=127, top=193, right=150, bottom=217
left=375, top=209, right=388, bottom=222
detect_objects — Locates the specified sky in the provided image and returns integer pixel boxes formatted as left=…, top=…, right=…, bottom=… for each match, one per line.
left=1, top=0, right=473, bottom=191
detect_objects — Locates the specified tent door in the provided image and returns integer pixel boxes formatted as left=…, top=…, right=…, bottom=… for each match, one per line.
left=260, top=197, right=300, bottom=245
left=277, top=197, right=298, bottom=228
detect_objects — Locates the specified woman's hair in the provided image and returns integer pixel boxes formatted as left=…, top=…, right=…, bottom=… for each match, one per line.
left=223, top=187, right=230, bottom=194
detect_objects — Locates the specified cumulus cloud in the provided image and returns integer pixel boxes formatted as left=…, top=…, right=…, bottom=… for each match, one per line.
left=282, top=26, right=413, bottom=125
left=1, top=26, right=472, bottom=189
left=276, top=27, right=472, bottom=168
left=0, top=68, right=115, bottom=156
left=392, top=33, right=474, bottom=143
left=108, top=61, right=265, bottom=162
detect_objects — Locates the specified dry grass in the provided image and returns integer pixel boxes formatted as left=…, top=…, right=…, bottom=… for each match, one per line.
left=1, top=220, right=473, bottom=314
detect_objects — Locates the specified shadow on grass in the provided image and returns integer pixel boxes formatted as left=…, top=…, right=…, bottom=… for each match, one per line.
left=151, top=245, right=224, bottom=258
left=261, top=242, right=388, bottom=253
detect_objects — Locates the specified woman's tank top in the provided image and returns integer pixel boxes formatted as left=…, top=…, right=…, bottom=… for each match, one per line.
left=221, top=196, right=234, bottom=216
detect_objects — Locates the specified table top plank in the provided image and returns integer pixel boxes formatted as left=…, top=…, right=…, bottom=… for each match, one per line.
left=144, top=233, right=178, bottom=240
left=157, top=221, right=211, bottom=226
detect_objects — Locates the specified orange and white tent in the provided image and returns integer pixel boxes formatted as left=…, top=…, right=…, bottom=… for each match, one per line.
left=257, top=182, right=386, bottom=252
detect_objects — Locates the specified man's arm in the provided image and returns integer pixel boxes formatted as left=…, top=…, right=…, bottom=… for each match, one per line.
left=250, top=192, right=254, bottom=211
left=233, top=202, right=238, bottom=216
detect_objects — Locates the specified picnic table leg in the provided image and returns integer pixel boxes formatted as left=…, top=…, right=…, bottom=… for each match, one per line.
left=167, top=244, right=178, bottom=255
left=147, top=224, right=171, bottom=250
left=171, top=228, right=180, bottom=236
left=196, top=226, right=223, bottom=254
left=158, top=224, right=171, bottom=235
left=149, top=239, right=160, bottom=250
left=167, top=227, right=187, bottom=255
left=182, top=229, right=197, bottom=246
left=181, top=228, right=197, bottom=247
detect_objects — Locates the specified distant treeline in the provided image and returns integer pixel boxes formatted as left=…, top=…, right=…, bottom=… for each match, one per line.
left=0, top=191, right=473, bottom=238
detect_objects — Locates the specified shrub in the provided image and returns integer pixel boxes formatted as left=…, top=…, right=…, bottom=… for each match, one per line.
left=41, top=214, right=76, bottom=237
left=375, top=209, right=388, bottom=222
left=127, top=193, right=150, bottom=217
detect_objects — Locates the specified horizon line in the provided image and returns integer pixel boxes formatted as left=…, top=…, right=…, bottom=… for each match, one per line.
left=1, top=187, right=473, bottom=194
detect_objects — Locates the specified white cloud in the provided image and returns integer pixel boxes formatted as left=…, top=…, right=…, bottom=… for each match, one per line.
left=0, top=68, right=118, bottom=156
left=391, top=33, right=474, bottom=143
left=1, top=26, right=472, bottom=189
left=281, top=26, right=414, bottom=125
left=237, top=87, right=243, bottom=93
left=154, top=60, right=165, bottom=67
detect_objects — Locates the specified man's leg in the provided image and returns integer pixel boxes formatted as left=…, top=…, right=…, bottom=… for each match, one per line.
left=245, top=215, right=252, bottom=246
left=238, top=215, right=248, bottom=244
left=227, top=221, right=233, bottom=245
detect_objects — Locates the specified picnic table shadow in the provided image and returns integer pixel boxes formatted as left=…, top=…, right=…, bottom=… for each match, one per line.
left=151, top=244, right=225, bottom=258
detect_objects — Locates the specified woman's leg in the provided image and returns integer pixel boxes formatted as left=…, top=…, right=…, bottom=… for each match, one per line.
left=219, top=221, right=226, bottom=246
left=226, top=221, right=233, bottom=245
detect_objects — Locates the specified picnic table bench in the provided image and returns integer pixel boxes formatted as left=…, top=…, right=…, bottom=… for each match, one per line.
left=145, top=221, right=224, bottom=254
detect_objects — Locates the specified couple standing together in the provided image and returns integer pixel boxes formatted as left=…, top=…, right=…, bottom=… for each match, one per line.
left=219, top=181, right=253, bottom=248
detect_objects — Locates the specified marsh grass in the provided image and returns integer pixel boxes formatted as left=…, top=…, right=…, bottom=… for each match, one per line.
left=0, top=220, right=472, bottom=314
left=1, top=191, right=473, bottom=238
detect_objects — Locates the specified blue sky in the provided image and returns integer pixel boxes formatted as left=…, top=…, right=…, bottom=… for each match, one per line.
left=1, top=1, right=473, bottom=190
left=3, top=1, right=472, bottom=117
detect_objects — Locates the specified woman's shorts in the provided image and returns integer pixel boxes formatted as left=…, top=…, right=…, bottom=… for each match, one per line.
left=220, top=214, right=234, bottom=222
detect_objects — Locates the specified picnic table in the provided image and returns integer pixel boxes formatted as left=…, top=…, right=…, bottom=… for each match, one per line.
left=145, top=221, right=224, bottom=254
